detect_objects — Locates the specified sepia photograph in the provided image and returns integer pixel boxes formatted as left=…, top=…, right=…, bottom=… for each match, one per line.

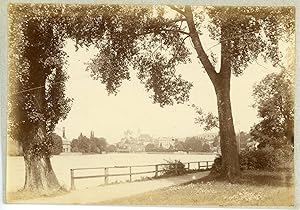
left=2, top=1, right=297, bottom=208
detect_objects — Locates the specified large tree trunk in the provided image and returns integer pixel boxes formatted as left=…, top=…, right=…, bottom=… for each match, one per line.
left=185, top=6, right=241, bottom=181
left=23, top=151, right=60, bottom=193
left=215, top=80, right=241, bottom=181
left=22, top=124, right=60, bottom=193
left=214, top=34, right=241, bottom=181
left=21, top=91, right=61, bottom=193
left=19, top=19, right=61, bottom=194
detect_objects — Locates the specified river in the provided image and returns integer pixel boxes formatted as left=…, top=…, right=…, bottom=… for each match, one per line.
left=6, top=153, right=216, bottom=192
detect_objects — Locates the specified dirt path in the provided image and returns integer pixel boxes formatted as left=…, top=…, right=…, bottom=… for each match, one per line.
left=12, top=171, right=210, bottom=204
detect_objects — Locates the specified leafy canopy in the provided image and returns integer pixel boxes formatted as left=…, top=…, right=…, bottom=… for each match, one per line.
left=251, top=69, right=294, bottom=147
left=8, top=4, right=295, bottom=147
left=9, top=4, right=72, bottom=157
left=206, top=6, right=294, bottom=75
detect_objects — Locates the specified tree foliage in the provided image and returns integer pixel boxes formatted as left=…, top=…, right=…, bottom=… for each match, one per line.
left=106, top=144, right=117, bottom=153
left=71, top=133, right=107, bottom=153
left=145, top=143, right=157, bottom=152
left=193, top=105, right=219, bottom=131
left=251, top=69, right=294, bottom=148
left=50, top=133, right=63, bottom=155
left=206, top=6, right=294, bottom=75
left=8, top=4, right=72, bottom=158
left=84, top=6, right=193, bottom=106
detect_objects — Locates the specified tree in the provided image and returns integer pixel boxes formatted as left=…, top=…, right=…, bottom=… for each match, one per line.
left=77, top=134, right=90, bottom=153
left=71, top=139, right=79, bottom=152
left=8, top=5, right=72, bottom=192
left=106, top=144, right=117, bottom=153
left=202, top=143, right=211, bottom=152
left=185, top=136, right=203, bottom=152
left=85, top=6, right=294, bottom=180
left=70, top=133, right=107, bottom=153
left=167, top=144, right=175, bottom=152
left=251, top=69, right=294, bottom=148
left=145, top=143, right=156, bottom=152
left=8, top=5, right=294, bottom=192
left=94, top=137, right=107, bottom=153
left=238, top=131, right=251, bottom=149
left=50, top=133, right=63, bottom=155
left=212, top=134, right=220, bottom=148
left=174, top=141, right=185, bottom=151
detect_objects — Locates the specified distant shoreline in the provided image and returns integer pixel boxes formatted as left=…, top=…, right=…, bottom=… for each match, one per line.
left=8, top=151, right=218, bottom=157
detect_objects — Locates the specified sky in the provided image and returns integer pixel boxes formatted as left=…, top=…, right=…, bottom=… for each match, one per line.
left=54, top=35, right=283, bottom=144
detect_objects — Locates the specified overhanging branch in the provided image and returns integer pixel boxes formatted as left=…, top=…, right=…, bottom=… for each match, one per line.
left=135, top=28, right=190, bottom=37
left=184, top=5, right=218, bottom=84
left=168, top=5, right=187, bottom=17
left=160, top=28, right=190, bottom=36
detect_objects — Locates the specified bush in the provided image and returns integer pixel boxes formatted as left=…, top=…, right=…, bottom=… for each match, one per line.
left=240, top=145, right=293, bottom=171
left=209, top=154, right=223, bottom=176
left=209, top=145, right=293, bottom=176
left=161, top=160, right=187, bottom=177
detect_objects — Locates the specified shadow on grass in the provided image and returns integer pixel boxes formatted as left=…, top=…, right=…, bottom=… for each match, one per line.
left=182, top=169, right=294, bottom=187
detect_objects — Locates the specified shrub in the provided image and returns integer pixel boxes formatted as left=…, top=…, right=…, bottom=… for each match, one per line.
left=161, top=160, right=187, bottom=177
left=209, top=154, right=224, bottom=177
left=240, top=145, right=293, bottom=171
left=209, top=145, right=293, bottom=176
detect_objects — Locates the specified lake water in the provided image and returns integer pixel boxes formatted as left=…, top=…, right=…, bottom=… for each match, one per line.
left=6, top=153, right=216, bottom=192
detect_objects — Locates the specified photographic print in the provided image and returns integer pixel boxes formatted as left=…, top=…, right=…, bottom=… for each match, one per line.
left=5, top=2, right=296, bottom=207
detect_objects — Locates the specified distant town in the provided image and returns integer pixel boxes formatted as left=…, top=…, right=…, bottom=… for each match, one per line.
left=8, top=127, right=253, bottom=156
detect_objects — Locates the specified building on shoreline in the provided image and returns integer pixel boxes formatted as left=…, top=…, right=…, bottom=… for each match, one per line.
left=62, top=127, right=71, bottom=153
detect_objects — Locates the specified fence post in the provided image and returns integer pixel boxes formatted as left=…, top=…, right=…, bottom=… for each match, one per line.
left=198, top=162, right=200, bottom=170
left=70, top=169, right=75, bottom=190
left=175, top=163, right=178, bottom=175
left=187, top=163, right=190, bottom=171
left=104, top=167, right=109, bottom=184
left=206, top=161, right=209, bottom=169
left=129, top=166, right=132, bottom=182
left=155, top=165, right=158, bottom=177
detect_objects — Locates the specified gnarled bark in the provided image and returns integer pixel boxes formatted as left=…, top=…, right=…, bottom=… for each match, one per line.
left=23, top=152, right=60, bottom=193
left=22, top=126, right=61, bottom=193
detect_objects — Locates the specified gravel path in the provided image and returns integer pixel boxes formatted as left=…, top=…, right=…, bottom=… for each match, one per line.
left=13, top=171, right=210, bottom=204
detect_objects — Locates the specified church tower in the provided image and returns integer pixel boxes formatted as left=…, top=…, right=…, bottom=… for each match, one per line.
left=62, top=127, right=71, bottom=153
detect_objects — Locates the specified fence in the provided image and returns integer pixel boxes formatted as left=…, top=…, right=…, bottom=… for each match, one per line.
left=70, top=160, right=214, bottom=190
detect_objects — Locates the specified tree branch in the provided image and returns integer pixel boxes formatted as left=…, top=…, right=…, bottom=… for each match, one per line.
left=179, top=35, right=190, bottom=50
left=164, top=17, right=187, bottom=24
left=134, top=18, right=188, bottom=37
left=135, top=28, right=190, bottom=37
left=160, top=28, right=190, bottom=36
left=184, top=6, right=218, bottom=85
left=206, top=29, right=261, bottom=51
left=168, top=5, right=187, bottom=17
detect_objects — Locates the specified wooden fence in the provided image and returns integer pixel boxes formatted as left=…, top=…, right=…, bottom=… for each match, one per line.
left=70, top=160, right=214, bottom=190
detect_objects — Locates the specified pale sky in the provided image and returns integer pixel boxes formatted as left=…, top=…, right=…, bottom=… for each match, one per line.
left=54, top=36, right=282, bottom=144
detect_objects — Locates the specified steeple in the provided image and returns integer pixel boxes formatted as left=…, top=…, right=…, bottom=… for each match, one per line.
left=90, top=130, right=94, bottom=139
left=63, top=127, right=66, bottom=139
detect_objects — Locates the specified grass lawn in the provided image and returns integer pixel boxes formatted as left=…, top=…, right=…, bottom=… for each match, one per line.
left=99, top=169, right=294, bottom=207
